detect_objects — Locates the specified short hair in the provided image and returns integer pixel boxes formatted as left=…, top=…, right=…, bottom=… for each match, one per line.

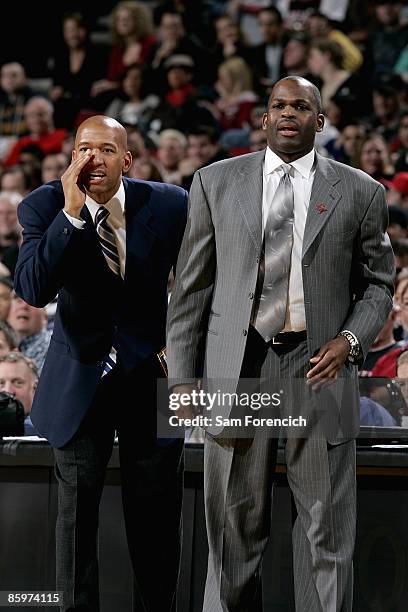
left=0, top=321, right=17, bottom=351
left=258, top=6, right=283, bottom=25
left=311, top=38, right=345, bottom=70
left=187, top=125, right=219, bottom=144
left=25, top=96, right=54, bottom=116
left=393, top=238, right=408, bottom=257
left=270, top=76, right=323, bottom=114
left=0, top=276, right=13, bottom=291
left=0, top=190, right=22, bottom=207
left=158, top=129, right=187, bottom=149
left=0, top=351, right=38, bottom=380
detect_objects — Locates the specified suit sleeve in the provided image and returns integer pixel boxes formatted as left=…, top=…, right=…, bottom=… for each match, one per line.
left=166, top=170, right=216, bottom=381
left=342, top=183, right=395, bottom=361
left=14, top=187, right=86, bottom=307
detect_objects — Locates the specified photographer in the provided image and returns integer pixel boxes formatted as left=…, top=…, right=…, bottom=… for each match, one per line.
left=0, top=351, right=38, bottom=435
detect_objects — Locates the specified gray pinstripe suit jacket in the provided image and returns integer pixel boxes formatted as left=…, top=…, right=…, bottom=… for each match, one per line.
left=166, top=149, right=395, bottom=436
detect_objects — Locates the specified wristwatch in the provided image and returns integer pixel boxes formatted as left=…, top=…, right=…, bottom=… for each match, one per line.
left=338, top=330, right=361, bottom=363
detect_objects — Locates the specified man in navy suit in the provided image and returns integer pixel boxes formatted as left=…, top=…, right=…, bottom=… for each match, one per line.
left=14, top=116, right=188, bottom=611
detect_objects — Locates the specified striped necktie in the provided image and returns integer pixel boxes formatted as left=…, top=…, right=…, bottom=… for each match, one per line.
left=95, top=206, right=120, bottom=376
left=95, top=206, right=121, bottom=277
left=253, top=163, right=294, bottom=342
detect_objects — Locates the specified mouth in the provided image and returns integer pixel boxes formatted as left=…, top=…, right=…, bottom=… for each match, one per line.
left=277, top=124, right=299, bottom=137
left=16, top=314, right=29, bottom=322
left=85, top=172, right=107, bottom=184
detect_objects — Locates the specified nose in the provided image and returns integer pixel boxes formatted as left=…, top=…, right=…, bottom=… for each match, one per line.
left=3, top=381, right=14, bottom=394
left=90, top=148, right=104, bottom=164
left=281, top=105, right=295, bottom=117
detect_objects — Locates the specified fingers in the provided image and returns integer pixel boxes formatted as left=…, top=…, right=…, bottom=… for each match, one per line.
left=63, top=151, right=92, bottom=180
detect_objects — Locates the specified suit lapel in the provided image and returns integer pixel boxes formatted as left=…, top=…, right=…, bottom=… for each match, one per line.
left=302, top=154, right=341, bottom=258
left=123, top=179, right=156, bottom=277
left=236, top=151, right=264, bottom=249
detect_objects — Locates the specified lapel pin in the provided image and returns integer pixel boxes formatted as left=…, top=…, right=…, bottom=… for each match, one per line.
left=315, top=203, right=327, bottom=214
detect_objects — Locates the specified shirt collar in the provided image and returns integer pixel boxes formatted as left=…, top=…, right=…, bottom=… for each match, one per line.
left=85, top=180, right=125, bottom=224
left=264, top=146, right=315, bottom=179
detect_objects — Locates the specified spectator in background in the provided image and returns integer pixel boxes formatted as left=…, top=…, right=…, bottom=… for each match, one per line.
left=355, top=133, right=394, bottom=184
left=0, top=166, right=30, bottom=196
left=250, top=6, right=284, bottom=95
left=41, top=153, right=69, bottom=184
left=150, top=53, right=217, bottom=135
left=16, top=144, right=43, bottom=192
left=213, top=57, right=258, bottom=131
left=0, top=190, right=21, bottom=249
left=5, top=97, right=67, bottom=168
left=387, top=206, right=408, bottom=244
left=305, top=11, right=363, bottom=73
left=0, top=278, right=13, bottom=321
left=0, top=320, right=17, bottom=356
left=249, top=127, right=267, bottom=152
left=393, top=238, right=408, bottom=272
left=308, top=38, right=371, bottom=119
left=0, top=62, right=34, bottom=160
left=179, top=125, right=227, bottom=190
left=147, top=8, right=208, bottom=90
left=370, top=0, right=408, bottom=79
left=386, top=172, right=408, bottom=208
left=282, top=31, right=315, bottom=82
left=392, top=109, right=408, bottom=172
left=360, top=307, right=402, bottom=375
left=7, top=295, right=51, bottom=373
left=105, top=63, right=159, bottom=132
left=156, top=128, right=186, bottom=184
left=212, top=14, right=250, bottom=68
left=0, top=352, right=38, bottom=435
left=48, top=12, right=106, bottom=128
left=127, top=157, right=163, bottom=182
left=92, top=1, right=156, bottom=99
left=370, top=78, right=402, bottom=142
left=328, top=123, right=366, bottom=166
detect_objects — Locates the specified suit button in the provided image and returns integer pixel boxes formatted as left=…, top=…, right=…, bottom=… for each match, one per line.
left=249, top=292, right=254, bottom=299
left=62, top=227, right=69, bottom=235
left=256, top=257, right=260, bottom=263
left=303, top=263, right=309, bottom=267
left=243, top=329, right=248, bottom=336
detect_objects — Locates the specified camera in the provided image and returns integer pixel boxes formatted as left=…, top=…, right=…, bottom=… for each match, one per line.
left=0, top=391, right=25, bottom=437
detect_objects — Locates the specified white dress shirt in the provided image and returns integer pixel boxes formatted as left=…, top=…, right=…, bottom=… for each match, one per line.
left=63, top=181, right=126, bottom=278
left=262, top=146, right=316, bottom=332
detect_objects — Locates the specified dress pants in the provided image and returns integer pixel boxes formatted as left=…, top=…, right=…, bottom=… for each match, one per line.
left=202, top=327, right=356, bottom=612
left=54, top=356, right=184, bottom=612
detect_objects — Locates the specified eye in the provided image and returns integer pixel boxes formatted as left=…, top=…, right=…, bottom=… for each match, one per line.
left=272, top=103, right=284, bottom=109
left=103, top=148, right=115, bottom=153
left=79, top=147, right=89, bottom=152
left=296, top=104, right=308, bottom=111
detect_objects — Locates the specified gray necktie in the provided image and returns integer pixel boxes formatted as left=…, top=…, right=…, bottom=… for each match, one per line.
left=253, top=163, right=294, bottom=342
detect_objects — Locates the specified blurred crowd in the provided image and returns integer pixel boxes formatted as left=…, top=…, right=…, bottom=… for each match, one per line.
left=0, top=0, right=408, bottom=432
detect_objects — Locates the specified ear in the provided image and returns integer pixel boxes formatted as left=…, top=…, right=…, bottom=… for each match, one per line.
left=262, top=112, right=268, bottom=131
left=122, top=151, right=133, bottom=173
left=72, top=149, right=77, bottom=161
left=316, top=113, right=325, bottom=133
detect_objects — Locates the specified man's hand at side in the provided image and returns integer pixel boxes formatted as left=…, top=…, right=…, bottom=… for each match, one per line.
left=307, top=336, right=350, bottom=386
left=170, top=383, right=198, bottom=420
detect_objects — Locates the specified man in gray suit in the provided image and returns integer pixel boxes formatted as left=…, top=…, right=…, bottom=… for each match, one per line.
left=166, top=77, right=394, bottom=611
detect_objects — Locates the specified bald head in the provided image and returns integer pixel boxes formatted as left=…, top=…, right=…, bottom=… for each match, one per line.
left=269, top=76, right=323, bottom=114
left=72, top=114, right=132, bottom=205
left=75, top=115, right=128, bottom=150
